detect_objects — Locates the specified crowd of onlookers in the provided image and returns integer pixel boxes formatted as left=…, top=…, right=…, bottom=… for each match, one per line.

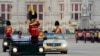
left=75, top=28, right=100, bottom=43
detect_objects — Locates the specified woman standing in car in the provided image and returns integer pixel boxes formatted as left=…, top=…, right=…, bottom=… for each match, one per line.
left=52, top=21, right=62, bottom=34
left=4, top=20, right=12, bottom=40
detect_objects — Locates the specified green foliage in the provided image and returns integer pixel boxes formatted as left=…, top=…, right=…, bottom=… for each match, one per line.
left=0, top=27, right=4, bottom=34
left=0, top=17, right=6, bottom=26
left=66, top=29, right=70, bottom=34
left=66, top=29, right=74, bottom=34
left=13, top=29, right=18, bottom=34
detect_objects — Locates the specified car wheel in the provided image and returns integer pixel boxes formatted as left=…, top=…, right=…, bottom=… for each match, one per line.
left=10, top=54, right=13, bottom=56
left=3, top=48, right=6, bottom=52
left=61, top=51, right=68, bottom=54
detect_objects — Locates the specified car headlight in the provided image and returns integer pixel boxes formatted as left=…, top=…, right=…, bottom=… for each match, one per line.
left=12, top=47, right=18, bottom=53
left=43, top=43, right=46, bottom=47
left=62, top=44, right=67, bottom=47
left=3, top=42, right=8, bottom=46
left=39, top=47, right=43, bottom=52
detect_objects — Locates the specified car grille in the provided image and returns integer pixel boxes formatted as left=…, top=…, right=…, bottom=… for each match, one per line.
left=46, top=43, right=61, bottom=46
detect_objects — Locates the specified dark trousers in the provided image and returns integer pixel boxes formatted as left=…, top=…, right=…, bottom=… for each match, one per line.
left=91, top=37, right=95, bottom=43
left=5, top=36, right=11, bottom=41
left=31, top=36, right=38, bottom=44
left=75, top=37, right=78, bottom=43
left=84, top=37, right=86, bottom=43
left=6, top=35, right=11, bottom=37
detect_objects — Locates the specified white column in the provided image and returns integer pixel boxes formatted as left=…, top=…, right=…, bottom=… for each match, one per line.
left=47, top=0, right=52, bottom=32
left=50, top=0, right=52, bottom=24
left=5, top=3, right=7, bottom=20
left=11, top=0, right=18, bottom=23
left=63, top=0, right=67, bottom=24
left=62, top=0, right=66, bottom=33
left=67, top=0, right=71, bottom=13
left=92, top=0, right=100, bottom=22
left=0, top=4, right=1, bottom=17
left=80, top=0, right=89, bottom=29
left=81, top=0, right=89, bottom=16
left=63, top=0, right=71, bottom=23
left=64, top=0, right=67, bottom=13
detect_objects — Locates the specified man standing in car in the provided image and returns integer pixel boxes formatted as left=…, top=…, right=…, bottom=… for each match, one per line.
left=28, top=11, right=40, bottom=44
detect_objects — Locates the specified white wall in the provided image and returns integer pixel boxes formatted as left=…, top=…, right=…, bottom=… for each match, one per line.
left=11, top=0, right=26, bottom=24
left=93, top=0, right=100, bottom=22
left=1, top=0, right=100, bottom=32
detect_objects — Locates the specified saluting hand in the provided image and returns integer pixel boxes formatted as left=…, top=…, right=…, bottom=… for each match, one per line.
left=32, top=22, right=37, bottom=25
left=30, top=21, right=37, bottom=26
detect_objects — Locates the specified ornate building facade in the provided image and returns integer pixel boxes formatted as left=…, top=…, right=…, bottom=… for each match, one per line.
left=0, top=0, right=99, bottom=33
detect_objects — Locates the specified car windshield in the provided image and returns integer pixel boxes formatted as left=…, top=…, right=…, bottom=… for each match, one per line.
left=45, top=34, right=64, bottom=39
left=11, top=35, right=30, bottom=44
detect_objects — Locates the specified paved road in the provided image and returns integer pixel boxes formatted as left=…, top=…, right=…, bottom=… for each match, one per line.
left=0, top=36, right=100, bottom=56
left=47, top=39, right=100, bottom=56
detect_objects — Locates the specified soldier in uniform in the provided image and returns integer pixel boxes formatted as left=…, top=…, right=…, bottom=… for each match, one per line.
left=94, top=28, right=98, bottom=42
left=52, top=21, right=62, bottom=34
left=90, top=29, right=95, bottom=43
left=82, top=29, right=87, bottom=43
left=97, top=29, right=100, bottom=42
left=28, top=11, right=40, bottom=44
left=75, top=29, right=79, bottom=43
left=4, top=20, right=12, bottom=41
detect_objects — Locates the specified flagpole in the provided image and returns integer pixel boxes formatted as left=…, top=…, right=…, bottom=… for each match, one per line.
left=48, top=0, right=52, bottom=32
left=41, top=0, right=44, bottom=32
left=17, top=0, right=19, bottom=30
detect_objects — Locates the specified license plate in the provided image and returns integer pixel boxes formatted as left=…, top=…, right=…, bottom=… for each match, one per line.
left=51, top=48, right=57, bottom=50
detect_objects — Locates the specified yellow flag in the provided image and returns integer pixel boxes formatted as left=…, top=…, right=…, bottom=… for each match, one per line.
left=28, top=4, right=35, bottom=15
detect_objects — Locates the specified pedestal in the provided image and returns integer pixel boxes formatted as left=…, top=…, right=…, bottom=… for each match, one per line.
left=80, top=16, right=89, bottom=29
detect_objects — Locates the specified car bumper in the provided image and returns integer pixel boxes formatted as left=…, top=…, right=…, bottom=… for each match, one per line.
left=44, top=47, right=67, bottom=52
left=3, top=46, right=9, bottom=49
left=10, top=52, right=45, bottom=56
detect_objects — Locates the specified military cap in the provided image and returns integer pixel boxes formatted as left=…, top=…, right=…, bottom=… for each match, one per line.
left=31, top=11, right=37, bottom=19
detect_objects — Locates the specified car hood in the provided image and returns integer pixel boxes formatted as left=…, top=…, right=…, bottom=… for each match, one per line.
left=43, top=39, right=67, bottom=44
